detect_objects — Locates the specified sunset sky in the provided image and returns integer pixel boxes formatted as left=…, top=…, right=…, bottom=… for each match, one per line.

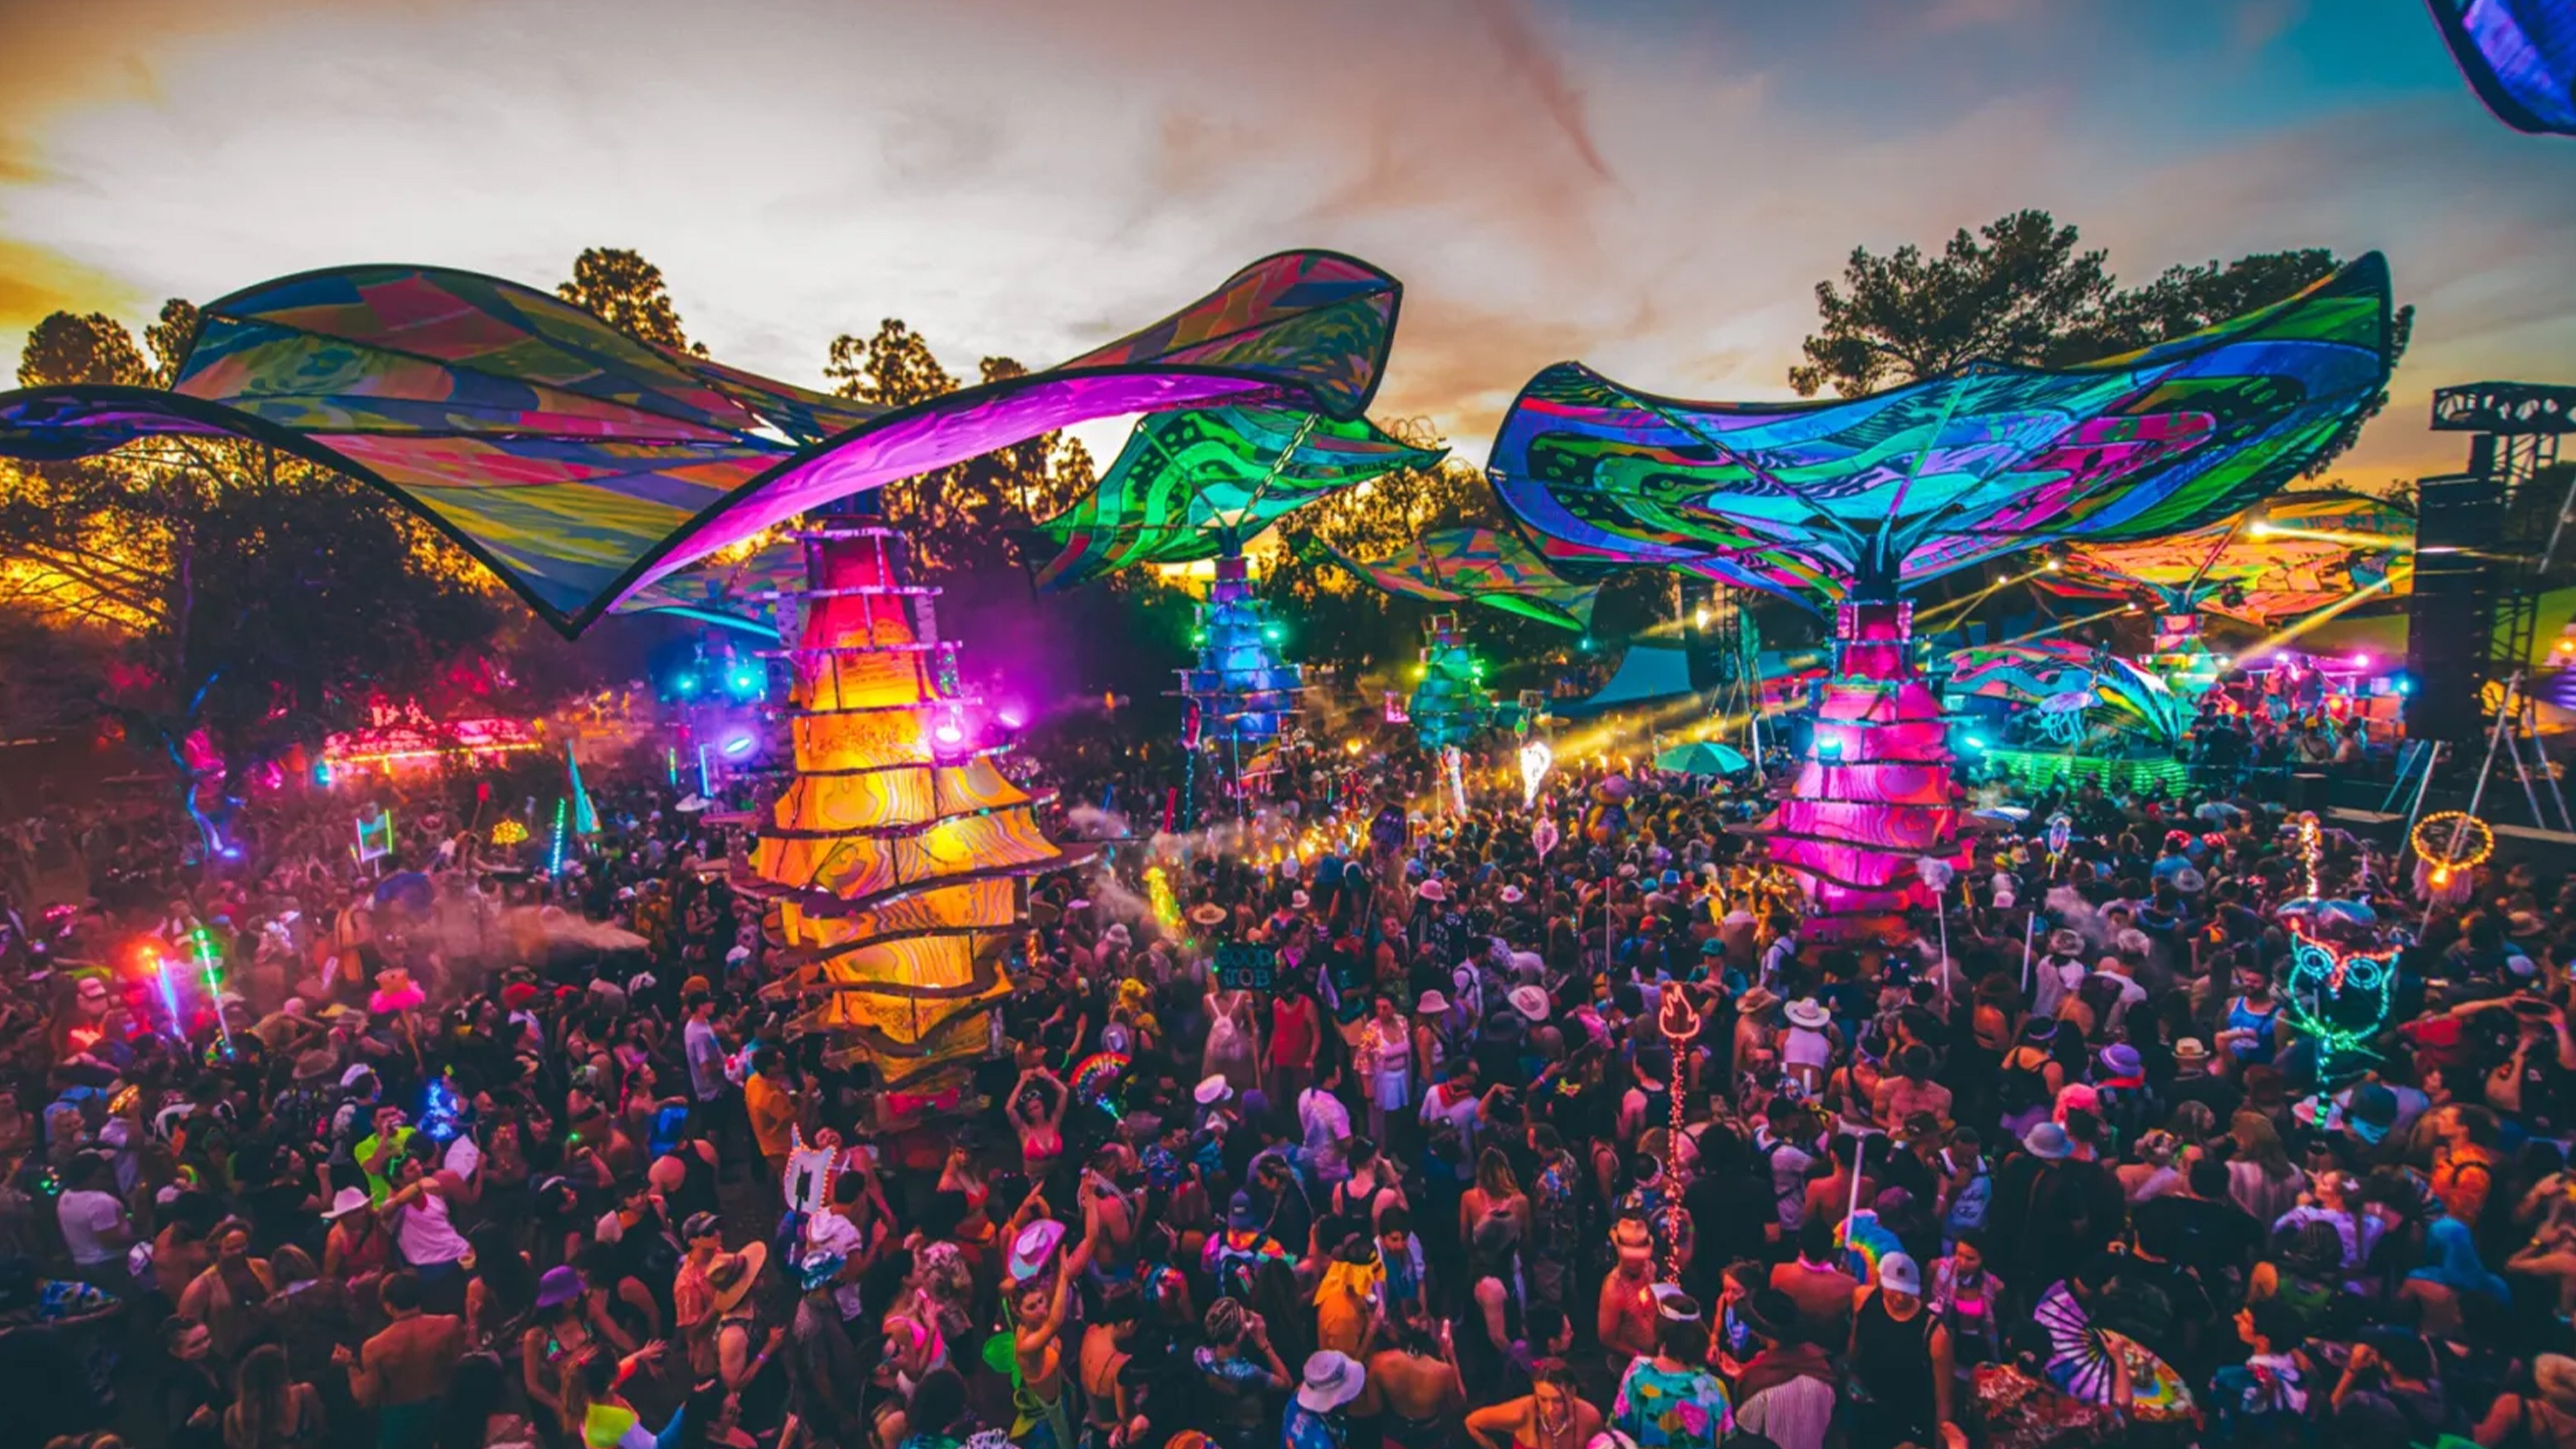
left=3, top=0, right=2570, bottom=485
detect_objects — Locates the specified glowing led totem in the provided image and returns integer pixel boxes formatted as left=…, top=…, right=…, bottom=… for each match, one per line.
left=744, top=508, right=1077, bottom=1085
left=1769, top=597, right=1964, bottom=940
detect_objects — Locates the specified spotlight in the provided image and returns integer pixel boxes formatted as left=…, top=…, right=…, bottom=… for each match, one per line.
left=1817, top=738, right=1845, bottom=764
left=997, top=708, right=1026, bottom=730
left=2350, top=653, right=2370, bottom=669
left=1261, top=623, right=1283, bottom=644
left=721, top=734, right=755, bottom=757
left=933, top=717, right=965, bottom=747
left=672, top=672, right=700, bottom=697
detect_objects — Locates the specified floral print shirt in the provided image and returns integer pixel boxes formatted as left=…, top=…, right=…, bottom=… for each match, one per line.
left=1612, top=1355, right=1734, bottom=1449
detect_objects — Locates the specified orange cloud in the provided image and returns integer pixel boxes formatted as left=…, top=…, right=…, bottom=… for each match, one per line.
left=0, top=236, right=140, bottom=343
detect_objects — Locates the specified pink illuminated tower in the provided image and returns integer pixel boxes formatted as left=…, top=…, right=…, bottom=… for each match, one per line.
left=1769, top=596, right=1962, bottom=938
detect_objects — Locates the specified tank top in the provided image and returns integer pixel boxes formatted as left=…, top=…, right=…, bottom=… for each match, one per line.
left=2226, top=997, right=2278, bottom=1063
left=1852, top=1292, right=1937, bottom=1431
left=1784, top=1026, right=1832, bottom=1070
left=395, top=1185, right=470, bottom=1267
left=671, top=1146, right=720, bottom=1222
left=1996, top=1048, right=2051, bottom=1116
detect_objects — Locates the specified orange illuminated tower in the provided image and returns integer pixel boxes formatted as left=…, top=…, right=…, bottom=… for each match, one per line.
left=744, top=503, right=1078, bottom=1088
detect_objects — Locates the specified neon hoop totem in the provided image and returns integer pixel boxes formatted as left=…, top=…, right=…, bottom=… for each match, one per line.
left=2413, top=811, right=2493, bottom=891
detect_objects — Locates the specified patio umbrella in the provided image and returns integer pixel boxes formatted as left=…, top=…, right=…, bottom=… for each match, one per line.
left=1653, top=741, right=1749, bottom=775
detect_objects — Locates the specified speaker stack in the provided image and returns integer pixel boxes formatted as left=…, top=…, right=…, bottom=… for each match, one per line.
left=2404, top=466, right=2505, bottom=742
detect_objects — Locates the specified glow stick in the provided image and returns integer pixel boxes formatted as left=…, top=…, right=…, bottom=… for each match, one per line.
left=194, top=928, right=235, bottom=1058
left=155, top=958, right=183, bottom=1041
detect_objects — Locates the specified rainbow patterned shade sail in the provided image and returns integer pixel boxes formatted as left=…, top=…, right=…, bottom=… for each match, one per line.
left=1487, top=254, right=2394, bottom=609
left=2041, top=490, right=2415, bottom=627
left=1027, top=406, right=1442, bottom=591
left=619, top=537, right=809, bottom=639
left=742, top=519, right=1081, bottom=1084
left=0, top=250, right=1403, bottom=635
left=2431, top=0, right=2576, bottom=135
left=1320, top=525, right=1598, bottom=632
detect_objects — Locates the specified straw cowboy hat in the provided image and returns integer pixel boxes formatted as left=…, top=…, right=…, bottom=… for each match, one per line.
left=1507, top=985, right=1551, bottom=1021
left=1188, top=903, right=1227, bottom=929
left=1784, top=998, right=1831, bottom=1030
left=1735, top=986, right=1781, bottom=1015
left=705, top=1242, right=768, bottom=1315
left=1416, top=878, right=1447, bottom=902
left=1194, top=1074, right=1235, bottom=1106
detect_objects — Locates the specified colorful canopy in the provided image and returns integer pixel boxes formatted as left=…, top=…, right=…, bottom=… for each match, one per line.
left=2432, top=0, right=2576, bottom=135
left=1947, top=641, right=2196, bottom=748
left=2043, top=490, right=2414, bottom=626
left=1319, top=525, right=1597, bottom=631
left=618, top=538, right=806, bottom=638
left=0, top=250, right=1403, bottom=635
left=1488, top=254, right=2394, bottom=609
left=1027, top=406, right=1441, bottom=591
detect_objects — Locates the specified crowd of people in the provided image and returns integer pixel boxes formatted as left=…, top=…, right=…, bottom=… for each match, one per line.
left=0, top=708, right=2571, bottom=1449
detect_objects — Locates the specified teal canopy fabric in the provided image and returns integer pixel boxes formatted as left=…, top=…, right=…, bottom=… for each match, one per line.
left=1027, top=406, right=1441, bottom=591
left=1488, top=254, right=2395, bottom=610
left=0, top=250, right=1403, bottom=635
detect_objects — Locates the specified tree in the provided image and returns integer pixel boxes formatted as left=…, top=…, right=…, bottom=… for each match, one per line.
left=556, top=247, right=707, bottom=355
left=17, top=312, right=151, bottom=388
left=1788, top=210, right=2112, bottom=398
left=3, top=308, right=505, bottom=852
left=818, top=319, right=1092, bottom=573
left=1792, top=212, right=2412, bottom=473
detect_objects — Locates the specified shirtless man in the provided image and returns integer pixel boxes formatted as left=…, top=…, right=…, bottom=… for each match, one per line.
left=1597, top=1215, right=1659, bottom=1377
left=337, top=1270, right=465, bottom=1449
